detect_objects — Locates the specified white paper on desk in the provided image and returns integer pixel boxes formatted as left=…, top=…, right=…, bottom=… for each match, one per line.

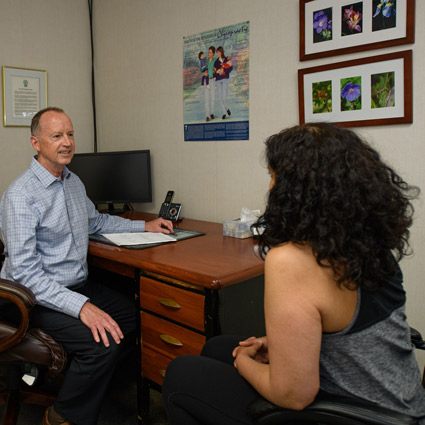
left=101, top=232, right=176, bottom=246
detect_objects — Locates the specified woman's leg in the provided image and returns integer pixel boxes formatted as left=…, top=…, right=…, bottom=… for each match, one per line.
left=209, top=78, right=216, bottom=118
left=163, top=335, right=259, bottom=425
left=221, top=78, right=229, bottom=111
left=216, top=80, right=227, bottom=116
left=204, top=84, right=211, bottom=118
left=201, top=334, right=241, bottom=363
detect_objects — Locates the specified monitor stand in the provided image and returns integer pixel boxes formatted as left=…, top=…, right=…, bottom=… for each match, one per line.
left=101, top=203, right=131, bottom=215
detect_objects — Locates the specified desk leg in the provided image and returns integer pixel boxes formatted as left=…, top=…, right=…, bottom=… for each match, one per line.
left=135, top=271, right=150, bottom=424
left=137, top=376, right=151, bottom=424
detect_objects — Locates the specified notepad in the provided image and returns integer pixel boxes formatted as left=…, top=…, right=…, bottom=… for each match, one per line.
left=90, top=228, right=205, bottom=249
left=101, top=232, right=176, bottom=246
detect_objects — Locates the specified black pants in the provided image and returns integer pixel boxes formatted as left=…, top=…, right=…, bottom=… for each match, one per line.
left=162, top=335, right=260, bottom=425
left=31, top=279, right=136, bottom=425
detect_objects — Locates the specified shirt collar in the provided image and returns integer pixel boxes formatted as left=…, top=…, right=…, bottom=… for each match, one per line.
left=30, top=156, right=71, bottom=188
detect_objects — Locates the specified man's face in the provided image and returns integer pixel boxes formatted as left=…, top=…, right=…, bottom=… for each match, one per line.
left=30, top=111, right=75, bottom=177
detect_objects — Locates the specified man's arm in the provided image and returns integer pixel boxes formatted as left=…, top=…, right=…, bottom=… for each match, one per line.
left=86, top=197, right=173, bottom=234
left=83, top=199, right=173, bottom=346
left=0, top=190, right=88, bottom=318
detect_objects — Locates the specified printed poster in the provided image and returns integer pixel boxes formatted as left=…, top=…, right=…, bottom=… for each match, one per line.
left=183, top=22, right=249, bottom=141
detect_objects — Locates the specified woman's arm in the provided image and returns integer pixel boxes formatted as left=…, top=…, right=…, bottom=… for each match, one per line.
left=234, top=243, right=323, bottom=410
left=213, top=59, right=220, bottom=76
left=224, top=59, right=233, bottom=74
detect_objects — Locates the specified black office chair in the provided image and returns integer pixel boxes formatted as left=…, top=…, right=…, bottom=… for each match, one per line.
left=247, top=328, right=425, bottom=425
left=0, top=239, right=67, bottom=425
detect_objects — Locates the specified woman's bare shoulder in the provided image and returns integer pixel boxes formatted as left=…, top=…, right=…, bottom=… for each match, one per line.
left=265, top=242, right=337, bottom=295
left=265, top=242, right=318, bottom=271
left=265, top=242, right=357, bottom=329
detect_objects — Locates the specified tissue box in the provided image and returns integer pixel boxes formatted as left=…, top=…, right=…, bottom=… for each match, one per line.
left=223, top=219, right=255, bottom=239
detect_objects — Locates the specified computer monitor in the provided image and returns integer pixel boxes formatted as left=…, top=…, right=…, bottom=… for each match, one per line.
left=67, top=150, right=152, bottom=210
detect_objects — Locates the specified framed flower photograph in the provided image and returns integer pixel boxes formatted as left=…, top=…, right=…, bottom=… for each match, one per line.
left=298, top=50, right=412, bottom=127
left=300, top=0, right=415, bottom=61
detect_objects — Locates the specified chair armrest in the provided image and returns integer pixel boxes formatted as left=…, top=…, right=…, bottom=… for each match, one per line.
left=0, top=326, right=67, bottom=375
left=0, top=278, right=36, bottom=308
left=247, top=394, right=420, bottom=425
left=0, top=278, right=67, bottom=374
left=410, top=327, right=425, bottom=350
left=0, top=238, right=4, bottom=263
left=0, top=278, right=36, bottom=352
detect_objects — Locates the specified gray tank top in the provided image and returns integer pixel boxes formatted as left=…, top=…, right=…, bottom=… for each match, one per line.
left=319, top=269, right=425, bottom=422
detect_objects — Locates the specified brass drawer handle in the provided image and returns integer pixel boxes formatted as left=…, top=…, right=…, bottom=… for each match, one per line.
left=159, top=369, right=166, bottom=378
left=160, top=334, right=183, bottom=346
left=158, top=298, right=181, bottom=309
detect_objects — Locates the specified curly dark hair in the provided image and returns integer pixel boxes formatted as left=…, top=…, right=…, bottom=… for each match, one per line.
left=254, top=122, right=419, bottom=290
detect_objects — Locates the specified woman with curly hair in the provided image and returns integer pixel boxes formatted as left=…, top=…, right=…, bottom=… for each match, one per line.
left=162, top=123, right=425, bottom=425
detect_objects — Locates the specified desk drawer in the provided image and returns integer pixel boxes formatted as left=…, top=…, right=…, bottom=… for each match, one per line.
left=141, top=346, right=171, bottom=386
left=140, top=276, right=205, bottom=331
left=141, top=311, right=205, bottom=358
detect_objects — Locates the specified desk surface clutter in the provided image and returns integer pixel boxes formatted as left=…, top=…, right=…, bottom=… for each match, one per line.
left=88, top=211, right=264, bottom=289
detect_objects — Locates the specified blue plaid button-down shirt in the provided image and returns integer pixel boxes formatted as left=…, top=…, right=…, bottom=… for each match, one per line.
left=0, top=158, right=145, bottom=318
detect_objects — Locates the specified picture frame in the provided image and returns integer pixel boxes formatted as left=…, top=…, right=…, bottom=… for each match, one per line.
left=298, top=50, right=412, bottom=127
left=2, top=66, right=47, bottom=127
left=300, top=0, right=415, bottom=61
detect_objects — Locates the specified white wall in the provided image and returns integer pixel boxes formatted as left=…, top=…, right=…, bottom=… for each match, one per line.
left=92, top=0, right=425, bottom=367
left=0, top=0, right=94, bottom=196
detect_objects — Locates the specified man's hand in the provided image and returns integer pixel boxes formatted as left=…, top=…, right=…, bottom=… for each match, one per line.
left=145, top=217, right=173, bottom=234
left=79, top=301, right=124, bottom=347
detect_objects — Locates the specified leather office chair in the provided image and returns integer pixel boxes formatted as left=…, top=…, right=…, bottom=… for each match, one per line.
left=247, top=328, right=425, bottom=425
left=0, top=239, right=67, bottom=425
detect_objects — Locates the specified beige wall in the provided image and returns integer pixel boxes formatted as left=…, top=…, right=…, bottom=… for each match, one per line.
left=0, top=0, right=93, bottom=196
left=0, top=0, right=424, bottom=366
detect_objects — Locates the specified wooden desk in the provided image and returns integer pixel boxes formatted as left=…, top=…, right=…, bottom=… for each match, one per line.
left=88, top=211, right=265, bottom=423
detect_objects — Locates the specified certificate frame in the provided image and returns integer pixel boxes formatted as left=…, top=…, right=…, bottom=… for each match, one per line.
left=2, top=66, right=47, bottom=127
left=300, top=0, right=415, bottom=61
left=298, top=50, right=412, bottom=127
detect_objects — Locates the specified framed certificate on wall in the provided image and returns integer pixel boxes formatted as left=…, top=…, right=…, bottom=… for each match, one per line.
left=2, top=66, right=47, bottom=127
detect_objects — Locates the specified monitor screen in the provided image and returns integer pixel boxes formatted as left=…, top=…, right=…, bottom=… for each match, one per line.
left=67, top=150, right=152, bottom=205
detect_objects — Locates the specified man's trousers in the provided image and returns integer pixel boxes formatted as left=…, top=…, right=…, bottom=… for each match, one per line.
left=31, top=279, right=136, bottom=425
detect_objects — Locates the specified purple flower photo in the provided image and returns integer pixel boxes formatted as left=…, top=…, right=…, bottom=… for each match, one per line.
left=341, top=82, right=361, bottom=101
left=340, top=76, right=362, bottom=111
left=313, top=7, right=333, bottom=43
